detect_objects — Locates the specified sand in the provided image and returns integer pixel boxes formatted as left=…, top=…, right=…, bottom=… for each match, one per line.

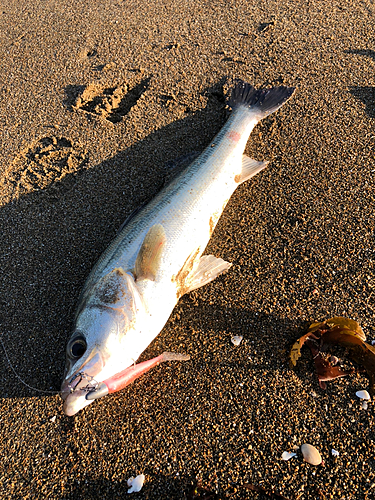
left=0, top=0, right=374, bottom=498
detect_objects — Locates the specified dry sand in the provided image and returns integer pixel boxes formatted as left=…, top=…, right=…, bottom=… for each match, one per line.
left=0, top=1, right=374, bottom=498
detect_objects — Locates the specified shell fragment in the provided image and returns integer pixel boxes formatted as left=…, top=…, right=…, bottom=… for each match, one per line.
left=361, top=401, right=368, bottom=410
left=231, top=335, right=243, bottom=346
left=127, top=474, right=145, bottom=494
left=281, top=451, right=297, bottom=461
left=356, top=390, right=371, bottom=401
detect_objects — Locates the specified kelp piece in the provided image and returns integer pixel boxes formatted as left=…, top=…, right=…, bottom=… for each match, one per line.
left=325, top=317, right=366, bottom=341
left=306, top=317, right=365, bottom=338
left=290, top=330, right=318, bottom=367
left=305, top=338, right=356, bottom=389
left=322, top=328, right=365, bottom=347
left=348, top=342, right=375, bottom=395
left=290, top=317, right=375, bottom=395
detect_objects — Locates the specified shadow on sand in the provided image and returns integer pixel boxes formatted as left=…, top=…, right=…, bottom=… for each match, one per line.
left=0, top=78, right=300, bottom=406
left=349, top=86, right=375, bottom=118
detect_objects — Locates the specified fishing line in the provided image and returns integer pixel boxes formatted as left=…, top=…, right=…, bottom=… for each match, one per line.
left=0, top=335, right=60, bottom=395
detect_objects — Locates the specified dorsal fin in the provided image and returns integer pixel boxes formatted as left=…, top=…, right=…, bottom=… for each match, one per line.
left=134, top=224, right=166, bottom=281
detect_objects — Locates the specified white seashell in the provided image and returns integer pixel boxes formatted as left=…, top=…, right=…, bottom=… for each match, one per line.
left=50, top=416, right=57, bottom=423
left=231, top=335, right=243, bottom=346
left=281, top=451, right=297, bottom=461
left=356, top=390, right=371, bottom=401
left=301, top=444, right=322, bottom=465
left=127, top=474, right=145, bottom=494
left=331, top=449, right=339, bottom=457
left=361, top=401, right=368, bottom=410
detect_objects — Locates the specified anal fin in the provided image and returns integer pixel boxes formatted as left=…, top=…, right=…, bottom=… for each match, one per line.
left=182, top=255, right=232, bottom=295
left=235, top=156, right=268, bottom=184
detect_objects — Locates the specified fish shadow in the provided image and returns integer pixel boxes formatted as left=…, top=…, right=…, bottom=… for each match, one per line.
left=59, top=471, right=198, bottom=500
left=0, top=80, right=230, bottom=400
left=164, top=296, right=304, bottom=373
left=345, top=48, right=375, bottom=61
left=0, top=77, right=299, bottom=402
left=349, top=86, right=375, bottom=118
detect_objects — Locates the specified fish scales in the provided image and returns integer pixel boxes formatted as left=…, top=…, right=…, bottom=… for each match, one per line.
left=61, top=81, right=295, bottom=415
left=83, top=109, right=252, bottom=288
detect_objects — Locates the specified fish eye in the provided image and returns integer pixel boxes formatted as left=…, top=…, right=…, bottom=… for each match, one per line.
left=68, top=335, right=87, bottom=359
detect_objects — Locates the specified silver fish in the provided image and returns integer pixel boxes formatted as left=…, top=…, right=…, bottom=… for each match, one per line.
left=61, top=81, right=295, bottom=415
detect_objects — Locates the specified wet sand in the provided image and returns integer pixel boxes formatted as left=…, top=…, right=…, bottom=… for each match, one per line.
left=0, top=1, right=374, bottom=498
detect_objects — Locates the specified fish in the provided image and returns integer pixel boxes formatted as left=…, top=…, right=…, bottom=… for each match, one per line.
left=61, top=80, right=295, bottom=416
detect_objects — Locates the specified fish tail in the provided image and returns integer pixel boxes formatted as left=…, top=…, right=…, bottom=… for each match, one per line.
left=228, top=80, right=295, bottom=118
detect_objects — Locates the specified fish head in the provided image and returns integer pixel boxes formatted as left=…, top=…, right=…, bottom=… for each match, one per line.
left=61, top=308, right=125, bottom=416
left=61, top=268, right=146, bottom=416
left=61, top=332, right=103, bottom=416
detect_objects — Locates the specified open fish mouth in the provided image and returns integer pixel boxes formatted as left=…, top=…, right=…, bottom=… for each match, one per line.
left=61, top=351, right=104, bottom=415
left=61, top=373, right=99, bottom=416
left=61, top=351, right=190, bottom=415
left=61, top=371, right=99, bottom=399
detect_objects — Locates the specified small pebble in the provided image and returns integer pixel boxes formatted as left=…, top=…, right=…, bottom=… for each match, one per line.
left=356, top=390, right=371, bottom=401
left=331, top=449, right=339, bottom=457
left=281, top=451, right=297, bottom=461
left=231, top=335, right=243, bottom=346
left=361, top=401, right=368, bottom=410
left=301, top=444, right=322, bottom=465
left=50, top=416, right=56, bottom=423
left=127, top=474, right=145, bottom=494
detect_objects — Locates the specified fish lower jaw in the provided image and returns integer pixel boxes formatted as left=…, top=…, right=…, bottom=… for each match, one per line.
left=60, top=370, right=104, bottom=416
left=63, top=393, right=94, bottom=416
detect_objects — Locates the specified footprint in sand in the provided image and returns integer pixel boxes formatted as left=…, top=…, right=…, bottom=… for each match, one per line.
left=5, top=136, right=87, bottom=200
left=66, top=78, right=150, bottom=123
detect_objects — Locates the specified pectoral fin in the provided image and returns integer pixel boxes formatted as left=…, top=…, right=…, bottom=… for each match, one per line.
left=180, top=254, right=232, bottom=296
left=235, top=156, right=268, bottom=184
left=134, top=224, right=166, bottom=281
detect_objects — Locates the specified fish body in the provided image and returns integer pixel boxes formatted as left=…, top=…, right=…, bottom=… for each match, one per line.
left=61, top=81, right=295, bottom=415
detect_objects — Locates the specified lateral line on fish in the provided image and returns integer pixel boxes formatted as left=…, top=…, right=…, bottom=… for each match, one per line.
left=0, top=335, right=60, bottom=395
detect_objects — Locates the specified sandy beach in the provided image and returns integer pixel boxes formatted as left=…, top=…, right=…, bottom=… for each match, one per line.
left=0, top=0, right=374, bottom=498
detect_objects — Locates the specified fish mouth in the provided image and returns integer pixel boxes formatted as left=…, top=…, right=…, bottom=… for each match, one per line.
left=61, top=351, right=104, bottom=416
left=61, top=371, right=98, bottom=416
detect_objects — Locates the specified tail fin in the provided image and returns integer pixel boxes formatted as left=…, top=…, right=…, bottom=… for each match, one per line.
left=228, top=80, right=295, bottom=118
